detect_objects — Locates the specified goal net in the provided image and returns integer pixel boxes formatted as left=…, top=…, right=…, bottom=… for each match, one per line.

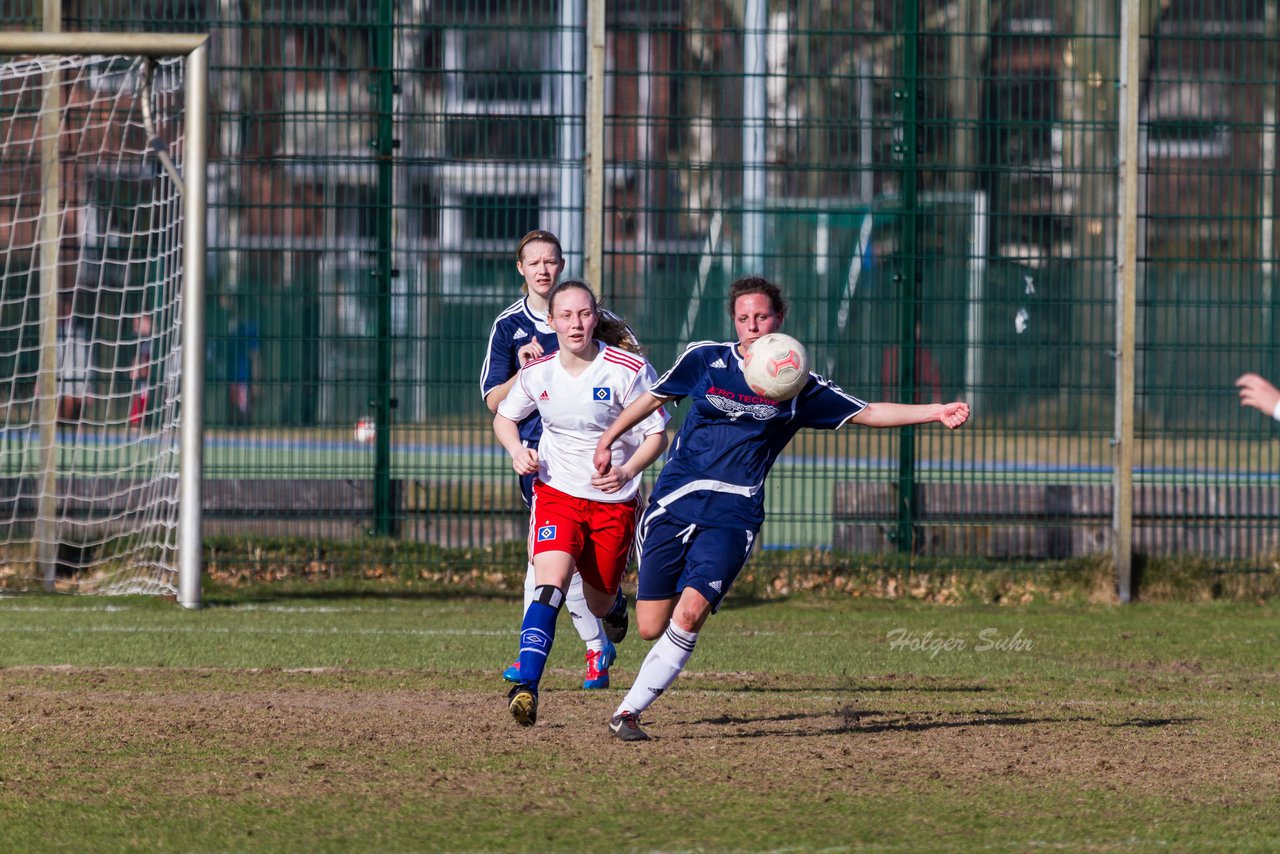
left=0, top=36, right=207, bottom=605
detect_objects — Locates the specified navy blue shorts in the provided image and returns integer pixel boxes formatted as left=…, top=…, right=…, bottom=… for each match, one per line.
left=635, top=504, right=758, bottom=612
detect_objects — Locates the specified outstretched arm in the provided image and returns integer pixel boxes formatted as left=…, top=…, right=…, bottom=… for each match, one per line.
left=1236, top=373, right=1280, bottom=419
left=851, top=400, right=970, bottom=430
left=593, top=392, right=670, bottom=474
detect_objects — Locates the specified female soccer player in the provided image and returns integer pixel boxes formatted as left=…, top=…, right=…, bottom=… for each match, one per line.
left=592, top=275, right=971, bottom=741
left=494, top=280, right=669, bottom=726
left=480, top=230, right=629, bottom=689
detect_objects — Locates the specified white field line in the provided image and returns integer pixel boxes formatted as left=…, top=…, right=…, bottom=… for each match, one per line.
left=0, top=624, right=509, bottom=637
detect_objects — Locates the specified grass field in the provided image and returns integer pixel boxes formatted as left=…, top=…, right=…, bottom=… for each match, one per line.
left=2, top=592, right=1279, bottom=852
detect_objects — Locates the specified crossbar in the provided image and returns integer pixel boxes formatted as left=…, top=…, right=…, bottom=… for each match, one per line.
left=0, top=32, right=207, bottom=57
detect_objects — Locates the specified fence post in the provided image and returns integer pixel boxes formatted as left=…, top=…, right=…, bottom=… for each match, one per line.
left=895, top=0, right=921, bottom=554
left=584, top=0, right=606, bottom=292
left=372, top=0, right=396, bottom=536
left=1113, top=0, right=1142, bottom=603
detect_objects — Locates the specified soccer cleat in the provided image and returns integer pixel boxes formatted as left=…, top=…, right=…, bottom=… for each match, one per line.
left=507, top=683, right=538, bottom=727
left=582, top=640, right=615, bottom=690
left=598, top=638, right=617, bottom=670
left=602, top=591, right=629, bottom=644
left=607, top=710, right=649, bottom=742
left=502, top=659, right=521, bottom=683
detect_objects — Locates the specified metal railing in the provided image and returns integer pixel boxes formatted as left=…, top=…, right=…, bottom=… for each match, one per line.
left=3, top=0, right=1277, bottom=587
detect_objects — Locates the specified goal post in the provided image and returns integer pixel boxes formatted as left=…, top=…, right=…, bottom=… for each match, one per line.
left=0, top=33, right=207, bottom=607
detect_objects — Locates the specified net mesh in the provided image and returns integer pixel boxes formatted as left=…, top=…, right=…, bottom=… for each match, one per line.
left=0, top=53, right=185, bottom=594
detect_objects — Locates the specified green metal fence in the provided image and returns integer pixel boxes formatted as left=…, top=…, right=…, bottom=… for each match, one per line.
left=4, top=0, right=1279, bottom=586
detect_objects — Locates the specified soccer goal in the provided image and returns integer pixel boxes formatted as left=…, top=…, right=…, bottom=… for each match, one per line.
left=0, top=33, right=207, bottom=607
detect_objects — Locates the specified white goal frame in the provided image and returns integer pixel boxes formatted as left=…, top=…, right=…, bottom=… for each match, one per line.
left=0, top=33, right=208, bottom=608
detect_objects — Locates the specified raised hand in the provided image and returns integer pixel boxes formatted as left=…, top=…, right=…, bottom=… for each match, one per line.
left=517, top=340, right=544, bottom=366
left=939, top=401, right=971, bottom=429
left=1236, top=373, right=1280, bottom=418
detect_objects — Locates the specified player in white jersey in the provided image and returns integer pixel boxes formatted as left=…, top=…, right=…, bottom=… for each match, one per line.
left=494, top=281, right=669, bottom=726
left=481, top=230, right=627, bottom=690
left=593, top=276, right=971, bottom=741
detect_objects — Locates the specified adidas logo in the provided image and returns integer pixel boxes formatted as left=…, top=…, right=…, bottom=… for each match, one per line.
left=709, top=580, right=722, bottom=592
left=513, top=329, right=528, bottom=339
left=647, top=687, right=665, bottom=697
left=539, top=390, right=549, bottom=401
left=711, top=358, right=727, bottom=369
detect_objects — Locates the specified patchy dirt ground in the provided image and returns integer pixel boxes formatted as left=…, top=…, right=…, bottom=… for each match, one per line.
left=3, top=664, right=1280, bottom=853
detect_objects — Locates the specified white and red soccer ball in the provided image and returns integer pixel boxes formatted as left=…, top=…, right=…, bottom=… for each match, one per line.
left=354, top=417, right=376, bottom=444
left=743, top=332, right=810, bottom=401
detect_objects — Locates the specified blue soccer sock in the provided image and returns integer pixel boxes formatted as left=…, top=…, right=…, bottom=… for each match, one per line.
left=517, top=584, right=564, bottom=686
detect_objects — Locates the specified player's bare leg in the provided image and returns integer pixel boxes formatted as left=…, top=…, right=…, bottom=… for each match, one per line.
left=610, top=589, right=712, bottom=741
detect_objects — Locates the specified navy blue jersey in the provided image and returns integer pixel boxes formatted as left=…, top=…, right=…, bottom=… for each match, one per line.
left=480, top=298, right=559, bottom=445
left=646, top=340, right=867, bottom=529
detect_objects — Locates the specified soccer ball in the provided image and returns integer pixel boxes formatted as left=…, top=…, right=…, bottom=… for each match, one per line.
left=743, top=332, right=809, bottom=401
left=354, top=417, right=376, bottom=444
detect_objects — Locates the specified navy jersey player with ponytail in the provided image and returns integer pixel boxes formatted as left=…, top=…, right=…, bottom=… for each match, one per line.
left=593, top=275, right=971, bottom=741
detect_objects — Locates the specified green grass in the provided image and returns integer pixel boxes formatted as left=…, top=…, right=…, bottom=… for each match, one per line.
left=2, top=593, right=1280, bottom=852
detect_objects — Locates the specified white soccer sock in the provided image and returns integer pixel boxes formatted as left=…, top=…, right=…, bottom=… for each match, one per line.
left=566, top=572, right=605, bottom=653
left=522, top=562, right=536, bottom=613
left=616, top=623, right=698, bottom=717
left=510, top=563, right=537, bottom=661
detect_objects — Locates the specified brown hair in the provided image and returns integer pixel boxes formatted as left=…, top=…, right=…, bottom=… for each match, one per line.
left=547, top=280, right=643, bottom=355
left=515, top=229, right=563, bottom=263
left=727, top=275, right=787, bottom=320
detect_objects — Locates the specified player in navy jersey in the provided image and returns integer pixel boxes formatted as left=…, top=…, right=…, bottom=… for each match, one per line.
left=480, top=230, right=631, bottom=690
left=593, top=276, right=971, bottom=741
left=495, top=281, right=668, bottom=726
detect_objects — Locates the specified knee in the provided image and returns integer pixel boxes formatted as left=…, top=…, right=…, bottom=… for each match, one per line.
left=637, top=615, right=666, bottom=642
left=672, top=601, right=709, bottom=634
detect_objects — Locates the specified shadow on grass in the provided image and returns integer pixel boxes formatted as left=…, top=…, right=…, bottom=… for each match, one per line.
left=1105, top=716, right=1204, bottom=728
left=686, top=709, right=1098, bottom=738
left=683, top=679, right=997, bottom=694
left=852, top=713, right=1089, bottom=735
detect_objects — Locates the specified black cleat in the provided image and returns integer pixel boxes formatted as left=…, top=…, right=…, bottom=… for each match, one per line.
left=608, top=710, right=649, bottom=742
left=507, top=683, right=538, bottom=727
left=602, top=591, right=629, bottom=644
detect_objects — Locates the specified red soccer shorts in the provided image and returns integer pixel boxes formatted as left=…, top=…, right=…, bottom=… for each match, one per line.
left=529, top=481, right=638, bottom=595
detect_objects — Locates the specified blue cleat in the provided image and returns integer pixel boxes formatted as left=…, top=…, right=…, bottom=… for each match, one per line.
left=582, top=639, right=616, bottom=690
left=502, top=659, right=521, bottom=683
left=598, top=638, right=616, bottom=670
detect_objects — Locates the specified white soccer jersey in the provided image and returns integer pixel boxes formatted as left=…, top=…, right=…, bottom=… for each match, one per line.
left=498, top=342, right=668, bottom=502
